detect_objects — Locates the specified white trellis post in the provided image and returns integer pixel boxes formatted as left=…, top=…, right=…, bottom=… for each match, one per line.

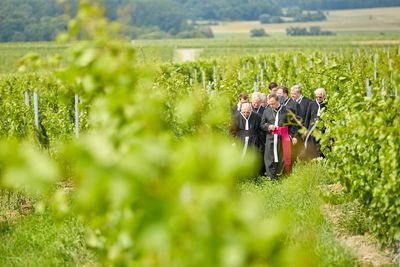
left=207, top=81, right=211, bottom=95
left=213, top=65, right=217, bottom=88
left=33, top=91, right=39, bottom=129
left=202, top=70, right=206, bottom=89
left=24, top=91, right=30, bottom=106
left=75, top=94, right=79, bottom=138
left=366, top=79, right=372, bottom=98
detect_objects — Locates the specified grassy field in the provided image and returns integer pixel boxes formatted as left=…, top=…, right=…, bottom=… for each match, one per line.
left=1, top=31, right=399, bottom=73
left=211, top=7, right=400, bottom=34
left=0, top=42, right=68, bottom=74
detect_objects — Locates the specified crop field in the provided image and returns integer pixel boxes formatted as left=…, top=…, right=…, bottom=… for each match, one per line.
left=1, top=31, right=399, bottom=73
left=211, top=7, right=400, bottom=34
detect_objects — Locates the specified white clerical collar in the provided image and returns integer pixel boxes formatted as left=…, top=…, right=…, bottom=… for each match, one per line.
left=241, top=111, right=252, bottom=120
left=274, top=105, right=282, bottom=112
left=283, top=97, right=290, bottom=106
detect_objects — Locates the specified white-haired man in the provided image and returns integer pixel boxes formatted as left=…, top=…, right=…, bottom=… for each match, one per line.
left=251, top=92, right=265, bottom=116
left=291, top=84, right=311, bottom=123
left=304, top=88, right=327, bottom=159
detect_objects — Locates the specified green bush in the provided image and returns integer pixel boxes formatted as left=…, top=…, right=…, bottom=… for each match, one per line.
left=250, top=28, right=268, bottom=37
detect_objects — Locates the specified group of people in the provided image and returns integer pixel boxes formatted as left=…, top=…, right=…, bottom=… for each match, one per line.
left=230, top=82, right=327, bottom=180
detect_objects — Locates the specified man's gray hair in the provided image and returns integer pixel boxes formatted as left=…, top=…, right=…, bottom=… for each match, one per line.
left=315, top=88, right=326, bottom=96
left=291, top=84, right=302, bottom=94
left=251, top=92, right=262, bottom=101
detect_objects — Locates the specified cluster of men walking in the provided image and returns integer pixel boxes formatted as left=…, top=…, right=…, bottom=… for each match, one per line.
left=230, top=82, right=327, bottom=180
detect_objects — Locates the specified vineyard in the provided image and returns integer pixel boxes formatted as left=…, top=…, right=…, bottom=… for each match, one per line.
left=1, top=3, right=400, bottom=267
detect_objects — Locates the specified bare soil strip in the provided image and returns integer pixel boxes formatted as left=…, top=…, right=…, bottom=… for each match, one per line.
left=322, top=184, right=399, bottom=267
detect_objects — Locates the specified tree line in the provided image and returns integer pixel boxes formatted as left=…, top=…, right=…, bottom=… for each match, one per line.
left=0, top=0, right=399, bottom=42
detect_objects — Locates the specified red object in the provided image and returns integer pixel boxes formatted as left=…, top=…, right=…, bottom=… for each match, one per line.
left=272, top=126, right=291, bottom=174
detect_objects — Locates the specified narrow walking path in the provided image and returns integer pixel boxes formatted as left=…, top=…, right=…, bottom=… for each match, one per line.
left=322, top=185, right=398, bottom=267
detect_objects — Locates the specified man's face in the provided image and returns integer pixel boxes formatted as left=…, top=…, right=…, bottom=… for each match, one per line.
left=268, top=98, right=279, bottom=109
left=276, top=89, right=284, bottom=97
left=252, top=98, right=260, bottom=108
left=261, top=97, right=268, bottom=107
left=316, top=91, right=324, bottom=103
left=291, top=89, right=300, bottom=100
left=241, top=107, right=251, bottom=118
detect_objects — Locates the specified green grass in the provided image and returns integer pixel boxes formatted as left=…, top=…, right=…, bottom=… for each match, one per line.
left=1, top=31, right=399, bottom=73
left=0, top=42, right=67, bottom=74
left=0, top=210, right=96, bottom=267
left=240, top=162, right=359, bottom=267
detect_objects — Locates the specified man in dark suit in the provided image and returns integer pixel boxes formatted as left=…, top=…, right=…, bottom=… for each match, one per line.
left=291, top=85, right=311, bottom=124
left=261, top=94, right=297, bottom=180
left=277, top=86, right=302, bottom=163
left=304, top=88, right=327, bottom=159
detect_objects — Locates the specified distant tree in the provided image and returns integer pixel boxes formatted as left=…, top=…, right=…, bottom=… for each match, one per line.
left=309, top=26, right=321, bottom=35
left=250, top=28, right=267, bottom=37
left=286, top=6, right=302, bottom=17
left=286, top=27, right=308, bottom=36
left=294, top=10, right=326, bottom=22
left=286, top=26, right=335, bottom=36
left=131, top=0, right=187, bottom=34
left=260, top=14, right=283, bottom=24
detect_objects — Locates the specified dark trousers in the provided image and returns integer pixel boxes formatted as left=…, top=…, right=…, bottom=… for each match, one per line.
left=264, top=139, right=284, bottom=180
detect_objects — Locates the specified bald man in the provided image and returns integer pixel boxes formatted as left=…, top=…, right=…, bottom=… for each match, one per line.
left=230, top=103, right=263, bottom=163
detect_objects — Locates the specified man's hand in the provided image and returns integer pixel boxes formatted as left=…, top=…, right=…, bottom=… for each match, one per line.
left=292, top=137, right=298, bottom=145
left=268, top=125, right=277, bottom=131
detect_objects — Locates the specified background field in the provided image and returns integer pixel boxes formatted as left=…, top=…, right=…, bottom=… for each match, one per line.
left=211, top=7, right=400, bottom=34
left=0, top=7, right=398, bottom=74
left=1, top=33, right=399, bottom=74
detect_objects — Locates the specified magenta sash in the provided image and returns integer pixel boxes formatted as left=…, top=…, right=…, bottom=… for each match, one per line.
left=272, top=126, right=291, bottom=174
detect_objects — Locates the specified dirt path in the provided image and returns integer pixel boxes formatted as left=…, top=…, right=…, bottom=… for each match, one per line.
left=322, top=184, right=399, bottom=267
left=173, top=48, right=202, bottom=63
